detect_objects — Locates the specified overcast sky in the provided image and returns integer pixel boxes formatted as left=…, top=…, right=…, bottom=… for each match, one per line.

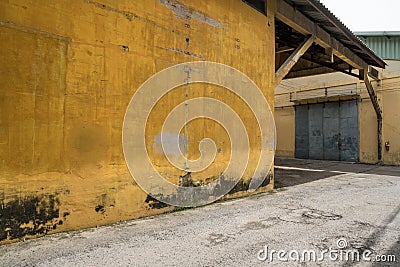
left=319, top=0, right=400, bottom=32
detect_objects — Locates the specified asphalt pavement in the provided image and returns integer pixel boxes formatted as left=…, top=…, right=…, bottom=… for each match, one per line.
left=1, top=158, right=399, bottom=266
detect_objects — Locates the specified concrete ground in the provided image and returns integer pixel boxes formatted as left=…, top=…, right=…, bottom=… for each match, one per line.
left=1, top=158, right=399, bottom=266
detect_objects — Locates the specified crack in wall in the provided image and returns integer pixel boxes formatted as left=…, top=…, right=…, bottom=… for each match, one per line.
left=158, top=0, right=224, bottom=28
left=166, top=47, right=206, bottom=60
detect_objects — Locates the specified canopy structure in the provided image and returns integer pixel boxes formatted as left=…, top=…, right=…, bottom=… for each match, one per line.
left=270, top=0, right=386, bottom=160
left=274, top=0, right=385, bottom=81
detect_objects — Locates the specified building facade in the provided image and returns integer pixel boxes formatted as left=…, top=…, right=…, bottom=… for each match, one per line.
left=275, top=32, right=400, bottom=165
left=0, top=0, right=384, bottom=243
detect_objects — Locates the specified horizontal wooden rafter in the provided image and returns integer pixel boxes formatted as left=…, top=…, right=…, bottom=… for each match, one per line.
left=299, top=55, right=360, bottom=79
left=285, top=66, right=336, bottom=79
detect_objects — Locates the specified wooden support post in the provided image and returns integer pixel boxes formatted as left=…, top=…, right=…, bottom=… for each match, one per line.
left=275, top=36, right=314, bottom=85
left=363, top=70, right=383, bottom=161
left=325, top=47, right=334, bottom=63
left=378, top=117, right=383, bottom=162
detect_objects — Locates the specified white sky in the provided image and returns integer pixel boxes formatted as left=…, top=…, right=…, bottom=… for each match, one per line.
left=319, top=0, right=400, bottom=32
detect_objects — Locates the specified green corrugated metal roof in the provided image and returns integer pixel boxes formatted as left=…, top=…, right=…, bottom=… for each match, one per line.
left=355, top=32, right=400, bottom=60
left=355, top=31, right=400, bottom=37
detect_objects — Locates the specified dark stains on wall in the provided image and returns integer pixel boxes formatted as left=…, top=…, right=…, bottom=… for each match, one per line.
left=95, top=193, right=107, bottom=214
left=179, top=172, right=194, bottom=187
left=95, top=205, right=105, bottom=213
left=144, top=173, right=273, bottom=210
left=0, top=194, right=66, bottom=242
left=145, top=195, right=170, bottom=209
left=228, top=173, right=272, bottom=196
left=94, top=193, right=115, bottom=214
left=202, top=173, right=272, bottom=198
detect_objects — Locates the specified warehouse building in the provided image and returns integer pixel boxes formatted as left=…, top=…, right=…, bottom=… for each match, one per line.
left=275, top=31, right=400, bottom=165
left=0, top=0, right=385, bottom=243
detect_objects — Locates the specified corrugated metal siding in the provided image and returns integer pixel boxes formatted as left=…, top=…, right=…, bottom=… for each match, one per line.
left=358, top=36, right=400, bottom=60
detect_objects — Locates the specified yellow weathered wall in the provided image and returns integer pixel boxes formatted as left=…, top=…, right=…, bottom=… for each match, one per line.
left=358, top=71, right=400, bottom=165
left=382, top=76, right=400, bottom=164
left=358, top=99, right=379, bottom=163
left=0, top=0, right=276, bottom=243
left=275, top=107, right=295, bottom=158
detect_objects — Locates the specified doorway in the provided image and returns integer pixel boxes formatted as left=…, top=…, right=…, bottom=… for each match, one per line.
left=295, top=100, right=359, bottom=162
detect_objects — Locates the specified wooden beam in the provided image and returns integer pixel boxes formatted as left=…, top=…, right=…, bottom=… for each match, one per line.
left=299, top=55, right=361, bottom=79
left=325, top=47, right=334, bottom=63
left=276, top=46, right=295, bottom=54
left=363, top=70, right=383, bottom=161
left=275, top=36, right=314, bottom=85
left=276, top=0, right=369, bottom=70
left=363, top=70, right=382, bottom=119
left=285, top=66, right=336, bottom=79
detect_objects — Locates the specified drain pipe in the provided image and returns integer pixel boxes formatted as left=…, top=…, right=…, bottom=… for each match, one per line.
left=363, top=70, right=383, bottom=162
